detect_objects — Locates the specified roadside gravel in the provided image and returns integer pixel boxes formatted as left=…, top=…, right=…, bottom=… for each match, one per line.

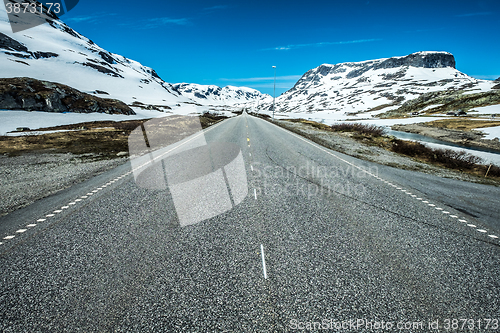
left=0, top=153, right=127, bottom=216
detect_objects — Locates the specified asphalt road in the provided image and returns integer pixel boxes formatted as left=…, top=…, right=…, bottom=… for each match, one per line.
left=1, top=113, right=499, bottom=332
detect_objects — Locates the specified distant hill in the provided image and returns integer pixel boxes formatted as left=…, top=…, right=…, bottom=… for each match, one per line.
left=173, top=83, right=272, bottom=106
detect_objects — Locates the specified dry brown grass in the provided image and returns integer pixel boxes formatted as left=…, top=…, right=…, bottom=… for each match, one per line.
left=423, top=119, right=500, bottom=131
left=275, top=117, right=500, bottom=181
left=0, top=127, right=137, bottom=157
left=0, top=114, right=226, bottom=157
left=285, top=119, right=332, bottom=131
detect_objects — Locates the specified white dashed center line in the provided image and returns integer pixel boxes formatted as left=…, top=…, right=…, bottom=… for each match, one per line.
left=260, top=244, right=268, bottom=280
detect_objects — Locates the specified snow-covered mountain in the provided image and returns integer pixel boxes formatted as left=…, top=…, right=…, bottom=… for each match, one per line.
left=0, top=3, right=191, bottom=107
left=259, top=51, right=496, bottom=117
left=173, top=83, right=272, bottom=106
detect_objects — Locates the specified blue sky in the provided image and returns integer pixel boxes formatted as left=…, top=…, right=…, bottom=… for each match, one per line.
left=63, top=0, right=499, bottom=96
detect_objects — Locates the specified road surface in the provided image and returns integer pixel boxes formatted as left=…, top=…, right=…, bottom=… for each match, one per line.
left=1, top=113, right=499, bottom=332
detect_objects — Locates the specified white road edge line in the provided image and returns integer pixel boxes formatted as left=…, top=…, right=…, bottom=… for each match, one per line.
left=7, top=120, right=230, bottom=246
left=263, top=117, right=498, bottom=241
left=254, top=188, right=257, bottom=200
left=260, top=244, right=268, bottom=280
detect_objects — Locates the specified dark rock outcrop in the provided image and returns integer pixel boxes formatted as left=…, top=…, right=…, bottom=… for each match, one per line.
left=494, top=77, right=500, bottom=89
left=0, top=77, right=135, bottom=115
left=1, top=32, right=59, bottom=60
left=0, top=32, right=29, bottom=52
left=345, top=52, right=455, bottom=79
left=375, top=52, right=455, bottom=70
left=98, top=51, right=116, bottom=64
left=78, top=62, right=123, bottom=78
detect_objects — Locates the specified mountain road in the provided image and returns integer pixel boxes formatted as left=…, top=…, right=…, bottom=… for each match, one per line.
left=1, top=113, right=499, bottom=332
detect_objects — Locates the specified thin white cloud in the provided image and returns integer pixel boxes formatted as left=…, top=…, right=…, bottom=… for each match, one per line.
left=204, top=5, right=229, bottom=11
left=139, top=17, right=190, bottom=29
left=265, top=38, right=381, bottom=51
left=455, top=12, right=493, bottom=17
left=65, top=13, right=117, bottom=23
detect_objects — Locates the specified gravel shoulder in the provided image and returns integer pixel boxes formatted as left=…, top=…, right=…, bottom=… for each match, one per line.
left=274, top=119, right=500, bottom=186
left=0, top=153, right=127, bottom=216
